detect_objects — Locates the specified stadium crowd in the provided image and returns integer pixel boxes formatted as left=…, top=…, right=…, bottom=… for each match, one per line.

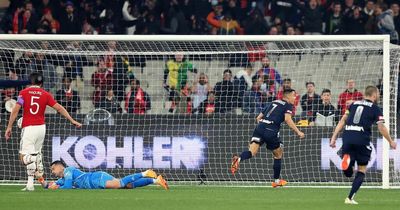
left=0, top=0, right=400, bottom=43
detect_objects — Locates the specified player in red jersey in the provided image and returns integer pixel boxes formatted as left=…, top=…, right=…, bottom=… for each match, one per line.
left=4, top=72, right=82, bottom=191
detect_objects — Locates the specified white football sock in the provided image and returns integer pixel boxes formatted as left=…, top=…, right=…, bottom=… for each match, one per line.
left=23, top=154, right=37, bottom=165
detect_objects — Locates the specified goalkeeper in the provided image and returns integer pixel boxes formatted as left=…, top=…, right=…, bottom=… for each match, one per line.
left=231, top=89, right=305, bottom=187
left=40, top=161, right=168, bottom=190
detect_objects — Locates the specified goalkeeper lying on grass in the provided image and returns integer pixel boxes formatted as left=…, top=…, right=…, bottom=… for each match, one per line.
left=38, top=160, right=168, bottom=190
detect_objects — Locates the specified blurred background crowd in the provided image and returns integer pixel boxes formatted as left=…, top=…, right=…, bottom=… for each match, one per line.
left=0, top=0, right=400, bottom=43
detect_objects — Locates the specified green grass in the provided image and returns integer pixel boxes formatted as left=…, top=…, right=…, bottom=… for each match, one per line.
left=0, top=185, right=399, bottom=210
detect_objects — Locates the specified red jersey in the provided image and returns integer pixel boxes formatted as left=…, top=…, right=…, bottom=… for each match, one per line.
left=17, top=86, right=57, bottom=128
left=337, top=89, right=364, bottom=115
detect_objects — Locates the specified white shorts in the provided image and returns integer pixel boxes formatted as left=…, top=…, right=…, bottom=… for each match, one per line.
left=19, top=124, right=46, bottom=155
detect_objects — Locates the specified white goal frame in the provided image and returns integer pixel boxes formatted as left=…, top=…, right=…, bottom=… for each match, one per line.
left=0, top=34, right=393, bottom=189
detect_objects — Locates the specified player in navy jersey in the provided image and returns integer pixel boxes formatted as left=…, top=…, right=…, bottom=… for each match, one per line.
left=40, top=161, right=168, bottom=190
left=330, top=86, right=396, bottom=205
left=231, top=88, right=305, bottom=187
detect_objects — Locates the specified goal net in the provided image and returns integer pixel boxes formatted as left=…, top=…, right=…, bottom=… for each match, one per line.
left=0, top=35, right=399, bottom=188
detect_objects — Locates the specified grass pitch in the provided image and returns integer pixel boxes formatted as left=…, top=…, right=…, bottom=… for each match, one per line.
left=0, top=185, right=399, bottom=210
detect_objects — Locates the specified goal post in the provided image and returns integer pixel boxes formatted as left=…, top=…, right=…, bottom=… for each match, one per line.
left=0, top=35, right=398, bottom=188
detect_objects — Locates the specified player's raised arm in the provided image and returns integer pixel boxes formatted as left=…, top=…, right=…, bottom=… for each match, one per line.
left=52, top=103, right=82, bottom=128
left=330, top=113, right=349, bottom=148
left=377, top=123, right=397, bottom=149
left=4, top=103, right=22, bottom=141
left=284, top=113, right=304, bottom=138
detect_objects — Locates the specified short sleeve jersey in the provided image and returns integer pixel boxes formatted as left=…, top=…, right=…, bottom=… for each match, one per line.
left=342, top=99, right=384, bottom=145
left=260, top=100, right=293, bottom=131
left=17, top=86, right=57, bottom=128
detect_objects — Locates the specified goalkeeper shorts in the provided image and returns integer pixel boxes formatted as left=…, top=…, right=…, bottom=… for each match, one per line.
left=89, top=171, right=115, bottom=189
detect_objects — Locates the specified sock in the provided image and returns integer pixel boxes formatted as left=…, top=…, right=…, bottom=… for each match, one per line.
left=132, top=178, right=155, bottom=188
left=36, top=153, right=44, bottom=178
left=343, top=167, right=354, bottom=178
left=273, top=159, right=282, bottom=180
left=343, top=160, right=355, bottom=177
left=27, top=176, right=34, bottom=187
left=239, top=151, right=252, bottom=162
left=348, top=171, right=365, bottom=200
left=120, top=173, right=143, bottom=188
left=26, top=162, right=36, bottom=187
left=22, top=154, right=37, bottom=165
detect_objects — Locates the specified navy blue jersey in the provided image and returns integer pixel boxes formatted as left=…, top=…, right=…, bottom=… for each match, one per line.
left=342, top=99, right=384, bottom=145
left=258, top=100, right=293, bottom=132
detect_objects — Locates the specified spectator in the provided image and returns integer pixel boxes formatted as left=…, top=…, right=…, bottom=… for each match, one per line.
left=286, top=25, right=296, bottom=35
left=391, top=3, right=400, bottom=38
left=192, top=73, right=212, bottom=112
left=175, top=83, right=193, bottom=114
left=37, top=10, right=59, bottom=34
left=17, top=9, right=37, bottom=34
left=345, top=6, right=367, bottom=34
left=363, top=0, right=375, bottom=17
left=193, top=0, right=212, bottom=19
left=91, top=58, right=113, bottom=108
left=86, top=0, right=104, bottom=29
left=103, top=41, right=127, bottom=102
left=27, top=52, right=56, bottom=92
left=272, top=17, right=284, bottom=34
left=310, top=89, right=339, bottom=126
left=99, top=8, right=120, bottom=34
left=324, top=2, right=344, bottom=34
left=99, top=89, right=122, bottom=113
left=296, top=0, right=326, bottom=35
left=207, top=2, right=224, bottom=32
left=343, top=0, right=356, bottom=18
left=142, top=12, right=161, bottom=34
left=242, top=78, right=263, bottom=114
left=258, top=74, right=277, bottom=104
left=122, top=0, right=139, bottom=35
left=224, top=0, right=243, bottom=21
left=271, top=0, right=297, bottom=26
left=0, top=70, right=19, bottom=113
left=252, top=57, right=282, bottom=97
left=15, top=51, right=33, bottom=80
left=59, top=1, right=82, bottom=34
left=268, top=26, right=279, bottom=35
left=161, top=0, right=190, bottom=34
left=218, top=12, right=242, bottom=35
left=125, top=79, right=151, bottom=114
left=300, top=81, right=321, bottom=117
left=63, top=41, right=91, bottom=80
left=193, top=91, right=217, bottom=114
left=376, top=4, right=399, bottom=44
left=364, top=0, right=376, bottom=34
left=36, top=0, right=59, bottom=19
left=163, top=53, right=197, bottom=112
left=244, top=9, right=269, bottom=35
left=277, top=78, right=300, bottom=114
left=55, top=77, right=80, bottom=113
left=235, top=65, right=253, bottom=91
left=214, top=69, right=235, bottom=113
left=82, top=22, right=98, bottom=35
left=337, top=79, right=363, bottom=115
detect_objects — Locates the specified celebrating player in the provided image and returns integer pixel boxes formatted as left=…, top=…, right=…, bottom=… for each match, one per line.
left=4, top=72, right=82, bottom=191
left=231, top=88, right=305, bottom=187
left=330, top=86, right=397, bottom=205
left=40, top=161, right=169, bottom=190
